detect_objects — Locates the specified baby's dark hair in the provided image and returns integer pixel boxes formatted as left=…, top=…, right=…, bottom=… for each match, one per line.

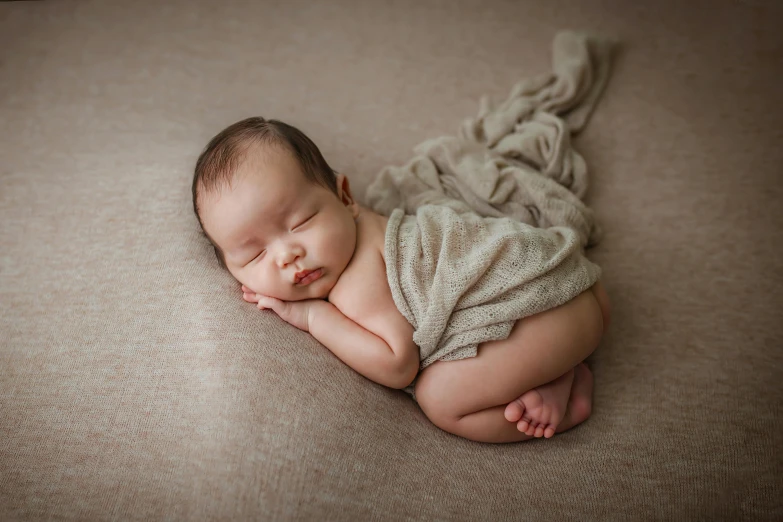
left=192, top=117, right=338, bottom=268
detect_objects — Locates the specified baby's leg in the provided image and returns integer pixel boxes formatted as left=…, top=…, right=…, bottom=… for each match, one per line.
left=414, top=289, right=603, bottom=443
left=504, top=367, right=575, bottom=439
left=420, top=363, right=593, bottom=443
left=503, top=280, right=611, bottom=436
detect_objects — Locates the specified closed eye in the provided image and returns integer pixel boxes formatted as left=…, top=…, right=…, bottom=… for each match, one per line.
left=245, top=249, right=266, bottom=266
left=292, top=213, right=317, bottom=231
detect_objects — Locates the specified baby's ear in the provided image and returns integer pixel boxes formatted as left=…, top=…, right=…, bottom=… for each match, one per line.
left=336, top=174, right=359, bottom=217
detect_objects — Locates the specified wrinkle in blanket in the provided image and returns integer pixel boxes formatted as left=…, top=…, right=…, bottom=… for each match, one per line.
left=365, top=31, right=615, bottom=383
left=366, top=31, right=616, bottom=249
left=385, top=205, right=602, bottom=370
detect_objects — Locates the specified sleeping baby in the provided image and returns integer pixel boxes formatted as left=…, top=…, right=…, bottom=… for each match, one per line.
left=192, top=117, right=611, bottom=444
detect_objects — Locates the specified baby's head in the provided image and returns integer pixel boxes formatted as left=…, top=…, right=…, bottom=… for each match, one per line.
left=192, top=117, right=359, bottom=301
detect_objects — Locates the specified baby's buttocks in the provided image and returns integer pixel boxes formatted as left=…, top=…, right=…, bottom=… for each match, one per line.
left=384, top=204, right=602, bottom=370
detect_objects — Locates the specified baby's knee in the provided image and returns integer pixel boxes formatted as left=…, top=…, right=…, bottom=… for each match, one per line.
left=414, top=369, right=462, bottom=430
left=416, top=398, right=458, bottom=434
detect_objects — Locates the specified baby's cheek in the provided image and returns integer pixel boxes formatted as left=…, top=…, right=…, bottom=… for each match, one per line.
left=324, top=224, right=352, bottom=258
left=244, top=268, right=271, bottom=296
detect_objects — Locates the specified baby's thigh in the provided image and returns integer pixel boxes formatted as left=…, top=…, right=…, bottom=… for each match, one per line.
left=414, top=289, right=604, bottom=422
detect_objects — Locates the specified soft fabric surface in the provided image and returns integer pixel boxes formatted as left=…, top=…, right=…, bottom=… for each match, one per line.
left=1, top=0, right=782, bottom=520
left=385, top=205, right=601, bottom=370
left=366, top=31, right=613, bottom=248
left=376, top=30, right=607, bottom=379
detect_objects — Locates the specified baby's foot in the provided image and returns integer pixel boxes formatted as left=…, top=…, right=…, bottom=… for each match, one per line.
left=563, top=363, right=593, bottom=429
left=504, top=367, right=576, bottom=438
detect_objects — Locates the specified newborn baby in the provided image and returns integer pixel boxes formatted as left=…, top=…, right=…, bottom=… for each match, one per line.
left=192, top=117, right=611, bottom=443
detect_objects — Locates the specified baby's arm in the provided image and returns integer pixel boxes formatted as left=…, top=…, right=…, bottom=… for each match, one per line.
left=249, top=291, right=419, bottom=389
left=307, top=300, right=419, bottom=389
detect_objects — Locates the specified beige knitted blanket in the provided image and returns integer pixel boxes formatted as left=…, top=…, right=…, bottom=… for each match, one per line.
left=367, top=31, right=615, bottom=249
left=385, top=205, right=602, bottom=369
left=368, top=31, right=615, bottom=370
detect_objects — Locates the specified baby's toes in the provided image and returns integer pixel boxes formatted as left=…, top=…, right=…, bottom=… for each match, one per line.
left=537, top=405, right=557, bottom=431
left=543, top=426, right=556, bottom=439
left=523, top=420, right=539, bottom=437
left=504, top=399, right=525, bottom=423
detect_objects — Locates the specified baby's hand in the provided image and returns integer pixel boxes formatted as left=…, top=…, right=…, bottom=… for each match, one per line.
left=241, top=286, right=261, bottom=304
left=241, top=285, right=314, bottom=332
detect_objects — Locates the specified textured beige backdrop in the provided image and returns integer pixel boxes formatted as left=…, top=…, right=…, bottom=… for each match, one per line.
left=1, top=0, right=782, bottom=520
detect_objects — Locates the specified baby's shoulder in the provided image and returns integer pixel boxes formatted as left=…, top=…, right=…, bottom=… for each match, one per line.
left=328, top=210, right=396, bottom=323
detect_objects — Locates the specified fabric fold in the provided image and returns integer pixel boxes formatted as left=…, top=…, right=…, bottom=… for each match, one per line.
left=369, top=31, right=615, bottom=377
left=385, top=205, right=602, bottom=370
left=366, top=31, right=616, bottom=248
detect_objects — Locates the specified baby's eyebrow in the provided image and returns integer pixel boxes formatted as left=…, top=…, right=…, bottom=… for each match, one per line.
left=234, top=198, right=299, bottom=251
left=236, top=236, right=258, bottom=250
left=266, top=196, right=298, bottom=222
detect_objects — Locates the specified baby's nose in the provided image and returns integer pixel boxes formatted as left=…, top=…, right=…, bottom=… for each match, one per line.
left=276, top=245, right=304, bottom=267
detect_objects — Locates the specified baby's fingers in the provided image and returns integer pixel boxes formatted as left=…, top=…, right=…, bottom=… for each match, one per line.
left=256, top=294, right=281, bottom=311
left=243, top=292, right=260, bottom=303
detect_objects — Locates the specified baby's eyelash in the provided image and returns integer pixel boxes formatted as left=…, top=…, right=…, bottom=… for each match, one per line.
left=245, top=250, right=265, bottom=266
left=293, top=213, right=316, bottom=230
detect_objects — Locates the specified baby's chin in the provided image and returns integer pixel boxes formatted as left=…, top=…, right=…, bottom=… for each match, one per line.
left=279, top=282, right=333, bottom=302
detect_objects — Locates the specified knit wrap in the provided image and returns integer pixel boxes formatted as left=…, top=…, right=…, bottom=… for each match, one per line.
left=384, top=204, right=602, bottom=369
